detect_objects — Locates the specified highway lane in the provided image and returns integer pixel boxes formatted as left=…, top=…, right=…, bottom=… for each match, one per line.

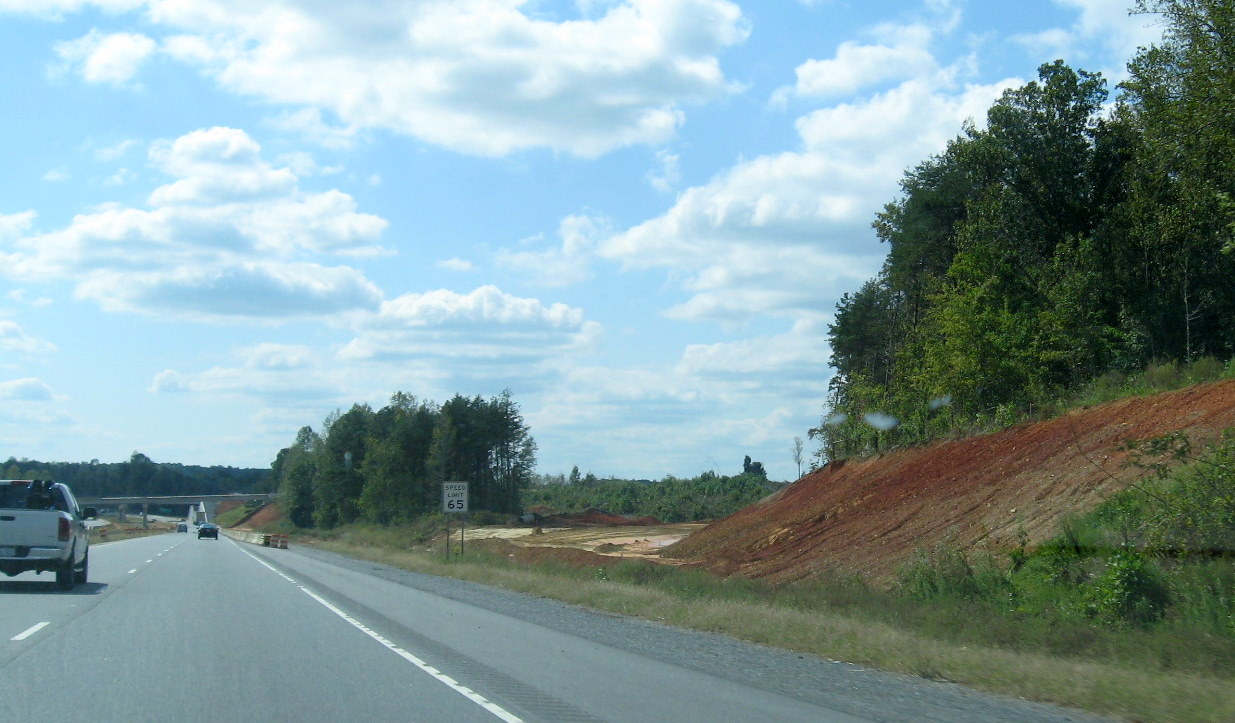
left=1, top=533, right=187, bottom=662
left=2, top=533, right=499, bottom=722
left=2, top=533, right=1106, bottom=722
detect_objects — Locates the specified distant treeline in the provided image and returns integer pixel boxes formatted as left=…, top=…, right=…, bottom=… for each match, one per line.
left=522, top=469, right=784, bottom=523
left=820, top=1, right=1235, bottom=460
left=271, top=390, right=536, bottom=528
left=1, top=452, right=269, bottom=497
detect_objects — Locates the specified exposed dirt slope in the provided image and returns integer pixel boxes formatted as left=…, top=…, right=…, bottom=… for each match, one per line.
left=234, top=503, right=284, bottom=529
left=664, top=380, right=1235, bottom=583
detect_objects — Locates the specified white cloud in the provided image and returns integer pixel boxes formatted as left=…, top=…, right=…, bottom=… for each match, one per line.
left=1013, top=0, right=1164, bottom=80
left=0, top=0, right=141, bottom=18
left=601, top=67, right=1013, bottom=324
left=339, top=285, right=600, bottom=366
left=0, top=320, right=57, bottom=354
left=4, top=290, right=54, bottom=308
left=771, top=5, right=955, bottom=105
left=55, top=29, right=156, bottom=86
left=241, top=343, right=314, bottom=370
left=526, top=321, right=831, bottom=478
left=678, top=318, right=829, bottom=384
left=151, top=344, right=346, bottom=408
left=791, top=38, right=936, bottom=99
left=264, top=108, right=362, bottom=151
left=495, top=214, right=606, bottom=287
left=646, top=149, right=681, bottom=192
left=93, top=138, right=141, bottom=161
left=437, top=257, right=475, bottom=272
left=0, top=211, right=36, bottom=239
left=75, top=262, right=382, bottom=319
left=42, top=168, right=69, bottom=182
left=103, top=168, right=137, bottom=186
left=151, top=363, right=341, bottom=405
left=149, top=0, right=749, bottom=157
left=0, top=127, right=389, bottom=320
left=0, top=377, right=55, bottom=401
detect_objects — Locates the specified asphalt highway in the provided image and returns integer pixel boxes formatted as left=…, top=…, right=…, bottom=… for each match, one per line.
left=1, top=532, right=1107, bottom=722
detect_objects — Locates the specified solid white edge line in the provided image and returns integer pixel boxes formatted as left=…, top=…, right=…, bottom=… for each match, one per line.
left=11, top=622, right=49, bottom=641
left=231, top=541, right=521, bottom=723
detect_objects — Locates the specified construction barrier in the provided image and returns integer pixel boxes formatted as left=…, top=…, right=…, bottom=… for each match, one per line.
left=218, top=528, right=289, bottom=548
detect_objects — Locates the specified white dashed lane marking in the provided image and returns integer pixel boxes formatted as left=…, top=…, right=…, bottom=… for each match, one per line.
left=11, top=622, right=49, bottom=641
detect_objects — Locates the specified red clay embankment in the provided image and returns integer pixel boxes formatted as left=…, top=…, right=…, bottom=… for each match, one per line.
left=665, top=379, right=1235, bottom=583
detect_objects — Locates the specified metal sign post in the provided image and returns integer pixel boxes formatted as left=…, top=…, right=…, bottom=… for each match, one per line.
left=442, top=481, right=468, bottom=558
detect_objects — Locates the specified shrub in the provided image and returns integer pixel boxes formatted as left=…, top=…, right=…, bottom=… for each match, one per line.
left=895, top=546, right=1012, bottom=603
left=1186, top=355, right=1226, bottom=384
left=1142, top=360, right=1182, bottom=391
left=468, top=509, right=505, bottom=526
left=1084, top=549, right=1170, bottom=625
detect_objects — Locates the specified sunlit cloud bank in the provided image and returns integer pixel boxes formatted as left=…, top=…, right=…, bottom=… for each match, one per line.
left=339, top=285, right=600, bottom=365
left=598, top=68, right=1015, bottom=324
left=30, top=0, right=752, bottom=157
left=0, top=127, right=388, bottom=320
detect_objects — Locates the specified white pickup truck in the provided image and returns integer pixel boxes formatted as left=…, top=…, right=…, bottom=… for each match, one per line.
left=0, top=480, right=96, bottom=589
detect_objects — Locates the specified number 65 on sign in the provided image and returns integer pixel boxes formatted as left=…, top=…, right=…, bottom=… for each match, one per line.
left=442, top=482, right=468, bottom=513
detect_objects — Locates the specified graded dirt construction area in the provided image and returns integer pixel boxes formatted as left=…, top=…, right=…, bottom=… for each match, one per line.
left=465, top=523, right=707, bottom=561
left=665, top=379, right=1235, bottom=583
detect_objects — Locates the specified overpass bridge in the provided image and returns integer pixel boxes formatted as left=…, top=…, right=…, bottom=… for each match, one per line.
left=77, top=493, right=275, bottom=526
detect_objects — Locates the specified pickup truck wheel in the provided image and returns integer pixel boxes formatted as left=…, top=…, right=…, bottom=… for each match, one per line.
left=73, top=551, right=88, bottom=584
left=55, top=559, right=74, bottom=590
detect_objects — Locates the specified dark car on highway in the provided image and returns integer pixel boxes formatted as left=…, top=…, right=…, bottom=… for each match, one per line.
left=198, top=523, right=219, bottom=539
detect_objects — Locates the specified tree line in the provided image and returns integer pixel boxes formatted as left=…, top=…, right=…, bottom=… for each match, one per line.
left=522, top=468, right=784, bottom=523
left=1, top=452, right=269, bottom=497
left=270, top=390, right=536, bottom=528
left=818, top=0, right=1235, bottom=460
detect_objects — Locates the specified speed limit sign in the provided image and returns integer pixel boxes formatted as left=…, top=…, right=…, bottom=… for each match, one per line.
left=442, top=482, right=468, bottom=513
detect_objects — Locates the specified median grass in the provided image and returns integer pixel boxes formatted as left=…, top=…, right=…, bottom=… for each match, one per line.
left=302, top=524, right=1235, bottom=723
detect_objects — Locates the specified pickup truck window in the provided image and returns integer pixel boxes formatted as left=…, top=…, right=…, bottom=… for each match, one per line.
left=0, top=481, right=34, bottom=509
left=0, top=482, right=72, bottom=513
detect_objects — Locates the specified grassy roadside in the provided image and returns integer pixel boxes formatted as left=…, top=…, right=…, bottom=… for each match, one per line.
left=304, top=533, right=1233, bottom=723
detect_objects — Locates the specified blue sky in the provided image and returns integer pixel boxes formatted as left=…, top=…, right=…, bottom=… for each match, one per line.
left=0, top=0, right=1162, bottom=480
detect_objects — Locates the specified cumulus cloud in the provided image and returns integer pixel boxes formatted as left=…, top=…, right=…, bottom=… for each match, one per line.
left=790, top=36, right=936, bottom=99
left=339, top=285, right=600, bottom=365
left=0, top=211, right=36, bottom=239
left=594, top=6, right=1004, bottom=325
left=437, top=257, right=474, bottom=272
left=55, top=29, right=156, bottom=85
left=677, top=318, right=829, bottom=384
left=151, top=343, right=341, bottom=405
left=93, top=138, right=141, bottom=162
left=771, top=4, right=956, bottom=105
left=0, top=0, right=141, bottom=18
left=147, top=0, right=749, bottom=157
left=646, top=149, right=682, bottom=192
left=0, top=321, right=57, bottom=354
left=0, top=377, right=55, bottom=401
left=601, top=63, right=1013, bottom=323
left=1014, top=0, right=1163, bottom=80
left=75, top=263, right=382, bottom=319
left=0, top=127, right=389, bottom=320
left=495, top=214, right=607, bottom=287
